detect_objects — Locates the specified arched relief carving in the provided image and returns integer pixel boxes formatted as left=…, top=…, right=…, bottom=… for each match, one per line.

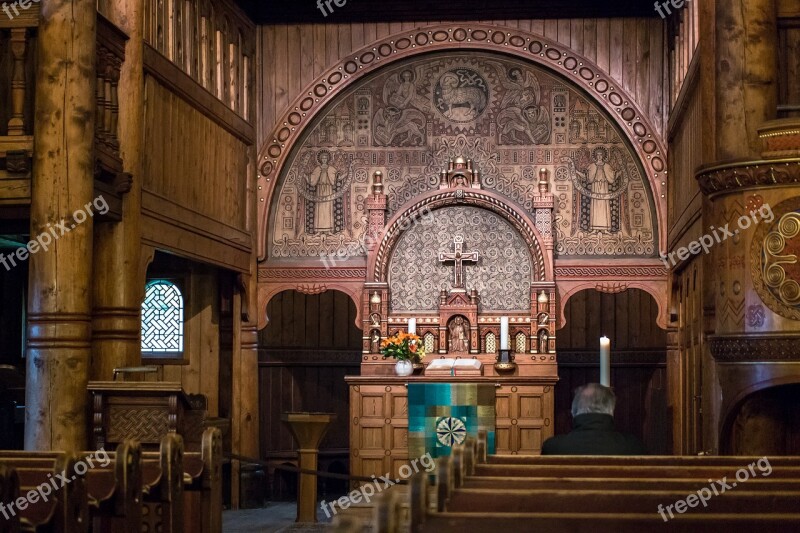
left=556, top=278, right=669, bottom=330
left=256, top=23, right=668, bottom=260
left=257, top=282, right=363, bottom=331
left=369, top=188, right=550, bottom=284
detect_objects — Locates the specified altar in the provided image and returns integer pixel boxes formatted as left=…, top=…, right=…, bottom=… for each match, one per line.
left=347, top=157, right=559, bottom=481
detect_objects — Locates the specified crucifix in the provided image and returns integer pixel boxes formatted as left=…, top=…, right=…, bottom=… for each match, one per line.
left=439, top=235, right=480, bottom=289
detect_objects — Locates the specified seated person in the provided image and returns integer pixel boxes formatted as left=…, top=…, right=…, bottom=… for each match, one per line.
left=541, top=383, right=647, bottom=455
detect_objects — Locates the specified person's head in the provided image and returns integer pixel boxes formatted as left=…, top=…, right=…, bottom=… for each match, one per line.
left=571, top=383, right=616, bottom=417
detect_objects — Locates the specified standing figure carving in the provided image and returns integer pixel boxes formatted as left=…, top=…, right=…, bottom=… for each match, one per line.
left=449, top=317, right=469, bottom=353
left=563, top=146, right=630, bottom=235
left=307, top=150, right=338, bottom=233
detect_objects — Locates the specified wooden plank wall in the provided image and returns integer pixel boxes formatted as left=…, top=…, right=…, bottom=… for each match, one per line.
left=143, top=77, right=249, bottom=232
left=258, top=290, right=361, bottom=497
left=555, top=288, right=670, bottom=454
left=557, top=288, right=666, bottom=350
left=257, top=18, right=667, bottom=145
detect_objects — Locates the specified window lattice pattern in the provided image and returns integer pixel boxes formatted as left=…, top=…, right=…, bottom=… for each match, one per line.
left=515, top=332, right=527, bottom=353
left=485, top=332, right=497, bottom=353
left=424, top=332, right=436, bottom=354
left=141, top=280, right=184, bottom=354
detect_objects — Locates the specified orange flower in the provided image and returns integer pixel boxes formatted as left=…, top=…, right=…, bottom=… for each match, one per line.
left=410, top=343, right=418, bottom=353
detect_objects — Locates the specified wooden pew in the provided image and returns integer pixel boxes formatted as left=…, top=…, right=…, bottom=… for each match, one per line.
left=139, top=432, right=185, bottom=533
left=178, top=427, right=223, bottom=533
left=1, top=442, right=141, bottom=533
left=463, top=476, right=800, bottom=492
left=0, top=463, right=20, bottom=533
left=406, top=436, right=800, bottom=533
left=472, top=463, right=800, bottom=479
left=0, top=453, right=89, bottom=533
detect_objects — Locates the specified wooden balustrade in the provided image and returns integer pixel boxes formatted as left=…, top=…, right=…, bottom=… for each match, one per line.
left=0, top=8, right=37, bottom=184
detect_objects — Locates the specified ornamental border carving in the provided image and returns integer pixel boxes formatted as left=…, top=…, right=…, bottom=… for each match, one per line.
left=696, top=159, right=800, bottom=198
left=256, top=23, right=669, bottom=260
left=709, top=334, right=800, bottom=362
left=258, top=267, right=367, bottom=280
left=369, top=189, right=549, bottom=283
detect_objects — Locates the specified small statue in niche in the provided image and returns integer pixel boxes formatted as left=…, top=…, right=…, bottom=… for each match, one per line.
left=370, top=330, right=381, bottom=353
left=448, top=316, right=469, bottom=353
left=538, top=329, right=549, bottom=354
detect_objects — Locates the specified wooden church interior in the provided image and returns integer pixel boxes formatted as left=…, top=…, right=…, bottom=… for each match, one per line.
left=1, top=0, right=800, bottom=530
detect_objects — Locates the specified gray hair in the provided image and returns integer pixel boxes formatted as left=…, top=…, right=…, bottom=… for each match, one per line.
left=571, top=383, right=616, bottom=417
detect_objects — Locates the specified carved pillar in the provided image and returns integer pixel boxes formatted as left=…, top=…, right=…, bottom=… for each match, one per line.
left=715, top=0, right=778, bottom=160
left=25, top=0, right=97, bottom=451
left=91, top=0, right=144, bottom=379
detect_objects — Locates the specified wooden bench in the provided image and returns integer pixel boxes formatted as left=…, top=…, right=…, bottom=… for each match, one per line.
left=1, top=442, right=140, bottom=533
left=0, top=463, right=20, bottom=533
left=396, top=436, right=800, bottom=533
left=0, top=453, right=88, bottom=533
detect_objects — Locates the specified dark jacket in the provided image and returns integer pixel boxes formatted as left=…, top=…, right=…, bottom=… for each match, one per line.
left=541, top=413, right=647, bottom=455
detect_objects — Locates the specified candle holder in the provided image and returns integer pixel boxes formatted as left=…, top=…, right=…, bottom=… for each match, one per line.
left=494, top=349, right=517, bottom=373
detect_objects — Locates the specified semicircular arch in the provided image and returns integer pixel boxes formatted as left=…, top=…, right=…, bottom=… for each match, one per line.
left=257, top=23, right=667, bottom=260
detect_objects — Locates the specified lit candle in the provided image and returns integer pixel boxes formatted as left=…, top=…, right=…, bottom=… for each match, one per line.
left=500, top=317, right=509, bottom=350
left=600, top=336, right=611, bottom=387
left=408, top=318, right=417, bottom=335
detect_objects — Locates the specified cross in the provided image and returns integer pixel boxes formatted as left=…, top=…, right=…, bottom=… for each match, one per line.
left=439, top=235, right=479, bottom=289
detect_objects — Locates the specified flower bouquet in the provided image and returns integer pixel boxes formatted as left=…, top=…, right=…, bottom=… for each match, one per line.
left=380, top=332, right=426, bottom=376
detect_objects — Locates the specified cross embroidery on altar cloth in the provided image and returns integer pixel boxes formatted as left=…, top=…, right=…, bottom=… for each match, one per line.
left=438, top=235, right=479, bottom=289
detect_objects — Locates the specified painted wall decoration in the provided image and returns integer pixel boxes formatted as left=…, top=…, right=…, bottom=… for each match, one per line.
left=388, top=206, right=533, bottom=312
left=268, top=51, right=656, bottom=260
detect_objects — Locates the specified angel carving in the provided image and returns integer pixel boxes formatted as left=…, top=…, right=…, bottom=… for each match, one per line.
left=562, top=147, right=631, bottom=234
left=374, top=69, right=427, bottom=146
left=494, top=66, right=551, bottom=145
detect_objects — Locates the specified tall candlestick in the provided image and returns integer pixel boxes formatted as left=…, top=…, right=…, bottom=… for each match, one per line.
left=500, top=317, right=509, bottom=350
left=600, top=336, right=611, bottom=387
left=408, top=318, right=417, bottom=335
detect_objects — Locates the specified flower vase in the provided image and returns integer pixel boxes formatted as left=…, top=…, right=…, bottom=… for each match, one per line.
left=395, top=359, right=414, bottom=376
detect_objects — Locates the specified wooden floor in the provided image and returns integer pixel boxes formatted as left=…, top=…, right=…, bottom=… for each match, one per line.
left=223, top=502, right=333, bottom=532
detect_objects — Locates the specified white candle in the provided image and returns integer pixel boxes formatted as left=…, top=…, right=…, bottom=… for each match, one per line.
left=600, top=336, right=611, bottom=387
left=408, top=318, right=416, bottom=335
left=500, top=317, right=509, bottom=350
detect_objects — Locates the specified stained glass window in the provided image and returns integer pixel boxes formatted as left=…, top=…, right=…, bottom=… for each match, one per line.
left=141, top=280, right=184, bottom=356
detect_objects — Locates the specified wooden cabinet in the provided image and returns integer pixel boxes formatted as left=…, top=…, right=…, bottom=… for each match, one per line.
left=346, top=376, right=556, bottom=480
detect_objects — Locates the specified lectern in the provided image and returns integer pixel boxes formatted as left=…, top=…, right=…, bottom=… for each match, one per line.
left=281, top=412, right=336, bottom=522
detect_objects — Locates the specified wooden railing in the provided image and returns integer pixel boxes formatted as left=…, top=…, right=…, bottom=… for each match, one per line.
left=0, top=8, right=131, bottom=217
left=0, top=7, right=37, bottom=196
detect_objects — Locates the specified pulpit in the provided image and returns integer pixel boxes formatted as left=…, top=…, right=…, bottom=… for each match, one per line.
left=87, top=381, right=226, bottom=451
left=349, top=156, right=559, bottom=482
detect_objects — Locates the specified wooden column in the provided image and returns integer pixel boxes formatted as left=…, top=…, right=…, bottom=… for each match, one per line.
left=91, top=0, right=144, bottom=380
left=25, top=0, right=97, bottom=451
left=715, top=0, right=778, bottom=160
